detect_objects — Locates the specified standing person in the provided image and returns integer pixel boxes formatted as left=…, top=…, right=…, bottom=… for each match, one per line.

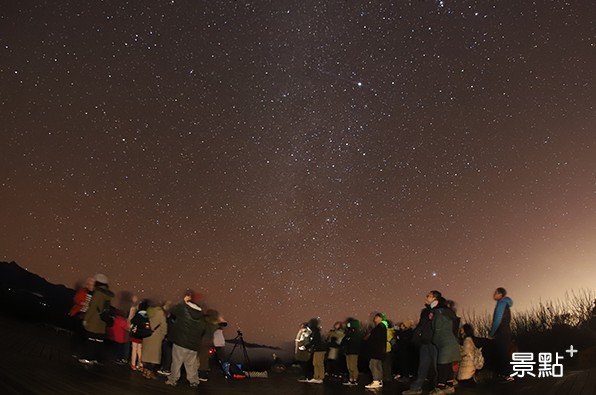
left=165, top=290, right=206, bottom=388
left=69, top=277, right=94, bottom=358
left=402, top=291, right=441, bottom=395
left=106, top=309, right=129, bottom=364
left=295, top=322, right=313, bottom=382
left=430, top=297, right=461, bottom=395
left=125, top=294, right=140, bottom=364
left=489, top=287, right=513, bottom=381
left=383, top=318, right=395, bottom=383
left=342, top=318, right=362, bottom=386
left=158, top=300, right=173, bottom=376
left=198, top=309, right=220, bottom=382
left=394, top=320, right=416, bottom=382
left=212, top=320, right=227, bottom=373
left=308, top=318, right=326, bottom=384
left=79, top=274, right=114, bottom=365
left=327, top=321, right=346, bottom=380
left=141, top=302, right=168, bottom=380
left=129, top=300, right=149, bottom=371
left=365, top=312, right=387, bottom=389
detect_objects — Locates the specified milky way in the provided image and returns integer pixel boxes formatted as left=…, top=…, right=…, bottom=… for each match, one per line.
left=1, top=1, right=594, bottom=345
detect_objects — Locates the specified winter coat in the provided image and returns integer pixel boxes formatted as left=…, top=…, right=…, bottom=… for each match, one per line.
left=83, top=285, right=114, bottom=335
left=412, top=305, right=434, bottom=345
left=142, top=306, right=168, bottom=364
left=107, top=316, right=128, bottom=343
left=457, top=336, right=476, bottom=380
left=168, top=301, right=206, bottom=351
left=309, top=325, right=327, bottom=352
left=431, top=307, right=461, bottom=364
left=368, top=322, right=387, bottom=360
left=342, top=319, right=362, bottom=355
left=490, top=296, right=513, bottom=337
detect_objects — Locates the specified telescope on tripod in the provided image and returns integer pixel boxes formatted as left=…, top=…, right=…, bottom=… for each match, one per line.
left=224, top=329, right=251, bottom=378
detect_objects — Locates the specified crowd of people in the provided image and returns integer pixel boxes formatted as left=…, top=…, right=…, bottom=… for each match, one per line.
left=294, top=288, right=514, bottom=395
left=69, top=274, right=227, bottom=388
left=69, top=273, right=514, bottom=394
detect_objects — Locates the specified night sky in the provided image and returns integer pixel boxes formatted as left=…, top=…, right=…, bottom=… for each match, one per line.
left=1, top=1, right=595, bottom=345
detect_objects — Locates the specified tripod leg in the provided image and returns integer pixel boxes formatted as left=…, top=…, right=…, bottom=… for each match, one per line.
left=223, top=342, right=240, bottom=378
left=240, top=337, right=251, bottom=378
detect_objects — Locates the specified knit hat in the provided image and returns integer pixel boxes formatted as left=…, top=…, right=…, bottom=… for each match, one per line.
left=94, top=273, right=108, bottom=285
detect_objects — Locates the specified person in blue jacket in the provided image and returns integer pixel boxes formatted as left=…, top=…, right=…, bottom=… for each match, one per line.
left=488, top=287, right=513, bottom=381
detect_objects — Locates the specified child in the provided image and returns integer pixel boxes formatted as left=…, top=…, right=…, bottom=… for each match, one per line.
left=130, top=300, right=149, bottom=371
left=106, top=309, right=129, bottom=364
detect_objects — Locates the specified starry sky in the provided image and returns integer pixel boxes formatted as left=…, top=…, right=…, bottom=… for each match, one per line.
left=1, top=1, right=595, bottom=345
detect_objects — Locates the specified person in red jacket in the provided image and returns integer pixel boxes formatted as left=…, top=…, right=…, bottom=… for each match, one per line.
left=69, top=277, right=94, bottom=357
left=107, top=310, right=129, bottom=364
left=70, top=277, right=95, bottom=317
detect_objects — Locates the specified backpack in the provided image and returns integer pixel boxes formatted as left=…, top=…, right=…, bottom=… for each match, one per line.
left=98, top=301, right=114, bottom=327
left=130, top=312, right=154, bottom=339
left=473, top=346, right=485, bottom=370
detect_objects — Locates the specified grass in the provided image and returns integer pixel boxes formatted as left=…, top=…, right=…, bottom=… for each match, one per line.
left=462, top=289, right=596, bottom=368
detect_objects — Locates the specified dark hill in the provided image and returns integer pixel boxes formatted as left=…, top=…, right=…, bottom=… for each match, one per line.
left=0, top=261, right=75, bottom=327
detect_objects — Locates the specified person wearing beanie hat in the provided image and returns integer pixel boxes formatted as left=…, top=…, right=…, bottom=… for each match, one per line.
left=79, top=273, right=114, bottom=365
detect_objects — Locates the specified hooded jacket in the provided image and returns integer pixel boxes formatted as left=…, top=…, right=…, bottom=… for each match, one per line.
left=489, top=296, right=513, bottom=337
left=83, top=284, right=114, bottom=334
left=168, top=301, right=206, bottom=351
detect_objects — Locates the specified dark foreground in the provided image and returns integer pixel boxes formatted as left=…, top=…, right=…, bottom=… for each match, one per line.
left=0, top=316, right=594, bottom=395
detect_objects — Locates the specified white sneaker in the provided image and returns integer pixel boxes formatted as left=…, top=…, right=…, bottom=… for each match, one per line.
left=308, top=379, right=323, bottom=384
left=365, top=380, right=383, bottom=389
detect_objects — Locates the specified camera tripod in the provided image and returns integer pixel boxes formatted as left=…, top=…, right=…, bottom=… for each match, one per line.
left=226, top=330, right=251, bottom=378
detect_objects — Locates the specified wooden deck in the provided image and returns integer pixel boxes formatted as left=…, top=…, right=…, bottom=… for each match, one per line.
left=0, top=315, right=594, bottom=395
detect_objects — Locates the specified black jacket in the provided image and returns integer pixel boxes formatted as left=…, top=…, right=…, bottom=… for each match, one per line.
left=368, top=322, right=387, bottom=360
left=342, top=319, right=362, bottom=355
left=412, top=305, right=434, bottom=345
left=309, top=325, right=327, bottom=352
